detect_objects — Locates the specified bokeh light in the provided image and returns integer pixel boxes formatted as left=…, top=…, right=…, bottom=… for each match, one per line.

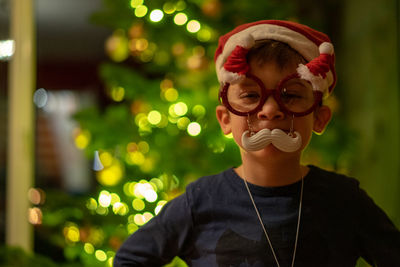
left=0, top=40, right=15, bottom=61
left=97, top=162, right=123, bottom=186
left=130, top=0, right=143, bottom=8
left=110, top=86, right=125, bottom=102
left=163, top=2, right=176, bottom=14
left=33, top=88, right=48, bottom=108
left=186, top=20, right=201, bottom=33
left=95, top=250, right=107, bottom=262
left=28, top=207, right=42, bottom=225
left=148, top=110, right=162, bottom=125
left=192, top=104, right=206, bottom=118
left=174, top=102, right=188, bottom=116
left=74, top=128, right=91, bottom=150
left=132, top=198, right=145, bottom=211
left=175, top=0, right=186, bottom=11
left=84, top=243, right=95, bottom=254
left=98, top=190, right=112, bottom=208
left=174, top=12, right=188, bottom=25
left=134, top=5, right=148, bottom=17
left=164, top=88, right=179, bottom=102
left=150, top=9, right=164, bottom=22
left=187, top=122, right=201, bottom=136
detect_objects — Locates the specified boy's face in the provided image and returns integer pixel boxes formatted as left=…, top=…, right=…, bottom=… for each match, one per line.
left=216, top=59, right=331, bottom=160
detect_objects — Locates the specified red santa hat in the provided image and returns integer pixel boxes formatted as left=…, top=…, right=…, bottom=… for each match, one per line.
left=214, top=20, right=336, bottom=96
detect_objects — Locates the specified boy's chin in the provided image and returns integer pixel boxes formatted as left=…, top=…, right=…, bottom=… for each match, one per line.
left=241, top=144, right=300, bottom=158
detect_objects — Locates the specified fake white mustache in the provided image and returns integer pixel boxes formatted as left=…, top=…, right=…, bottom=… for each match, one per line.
left=241, top=128, right=302, bottom=152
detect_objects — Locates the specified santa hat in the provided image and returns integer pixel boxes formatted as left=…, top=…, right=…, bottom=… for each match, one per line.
left=214, top=20, right=336, bottom=96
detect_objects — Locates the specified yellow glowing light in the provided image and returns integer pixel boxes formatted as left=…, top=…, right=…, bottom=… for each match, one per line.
left=186, top=20, right=201, bottom=33
left=110, top=193, right=120, bottom=205
left=84, top=243, right=95, bottom=254
left=192, top=105, right=206, bottom=118
left=174, top=102, right=188, bottom=116
left=28, top=207, right=42, bottom=225
left=105, top=30, right=129, bottom=62
left=160, top=79, right=173, bottom=90
left=66, top=226, right=80, bottom=242
left=132, top=198, right=145, bottom=211
left=97, top=162, right=123, bottom=186
left=173, top=12, right=188, bottom=25
left=138, top=141, right=149, bottom=153
left=150, top=178, right=164, bottom=191
left=111, top=86, right=125, bottom=102
left=143, top=212, right=154, bottom=223
left=130, top=151, right=145, bottom=165
left=144, top=189, right=158, bottom=203
left=127, top=223, right=139, bottom=234
left=134, top=5, right=148, bottom=17
left=131, top=38, right=148, bottom=51
left=95, top=250, right=107, bottom=262
left=107, top=257, right=114, bottom=267
left=155, top=200, right=168, bottom=215
left=86, top=198, right=98, bottom=210
left=99, top=190, right=112, bottom=207
left=99, top=152, right=113, bottom=167
left=177, top=117, right=190, bottom=130
left=130, top=0, right=143, bottom=8
left=224, top=133, right=233, bottom=139
left=147, top=110, right=162, bottom=125
left=139, top=49, right=154, bottom=62
left=163, top=2, right=176, bottom=14
left=163, top=88, right=178, bottom=102
left=134, top=214, right=146, bottom=226
left=175, top=0, right=186, bottom=11
left=150, top=9, right=164, bottom=22
left=96, top=206, right=109, bottom=215
left=197, top=29, right=212, bottom=42
left=74, top=130, right=90, bottom=150
left=187, top=122, right=201, bottom=136
left=112, top=202, right=129, bottom=215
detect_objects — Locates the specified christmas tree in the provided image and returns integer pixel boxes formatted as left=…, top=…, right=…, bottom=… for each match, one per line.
left=38, top=1, right=355, bottom=266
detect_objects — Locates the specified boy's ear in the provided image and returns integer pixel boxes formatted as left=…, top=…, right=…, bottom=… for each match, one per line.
left=313, top=105, right=332, bottom=134
left=216, top=105, right=232, bottom=135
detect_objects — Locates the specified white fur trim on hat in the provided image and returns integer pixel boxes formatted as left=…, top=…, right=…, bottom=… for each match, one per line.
left=296, top=64, right=329, bottom=93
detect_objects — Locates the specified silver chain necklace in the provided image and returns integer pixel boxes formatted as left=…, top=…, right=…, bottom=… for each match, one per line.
left=243, top=176, right=304, bottom=267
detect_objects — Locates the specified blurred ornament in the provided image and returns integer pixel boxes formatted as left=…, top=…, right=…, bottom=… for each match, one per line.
left=201, top=0, right=221, bottom=17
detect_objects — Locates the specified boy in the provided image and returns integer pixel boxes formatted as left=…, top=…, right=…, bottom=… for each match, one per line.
left=114, top=20, right=400, bottom=267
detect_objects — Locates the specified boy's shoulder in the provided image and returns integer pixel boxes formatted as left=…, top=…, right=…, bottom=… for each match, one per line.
left=307, top=165, right=361, bottom=197
left=186, top=168, right=234, bottom=191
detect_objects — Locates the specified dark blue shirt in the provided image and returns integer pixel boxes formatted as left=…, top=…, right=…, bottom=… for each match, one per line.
left=114, top=165, right=400, bottom=266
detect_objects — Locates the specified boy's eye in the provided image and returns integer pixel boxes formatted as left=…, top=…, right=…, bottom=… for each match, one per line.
left=240, top=91, right=260, bottom=99
left=281, top=88, right=303, bottom=99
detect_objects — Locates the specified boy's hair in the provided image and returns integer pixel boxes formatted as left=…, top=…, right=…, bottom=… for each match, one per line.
left=246, top=39, right=307, bottom=70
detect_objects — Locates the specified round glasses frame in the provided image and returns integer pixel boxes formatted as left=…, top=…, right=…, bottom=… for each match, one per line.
left=219, top=73, right=323, bottom=117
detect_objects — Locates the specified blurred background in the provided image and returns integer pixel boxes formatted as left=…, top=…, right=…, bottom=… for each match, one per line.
left=0, top=0, right=399, bottom=266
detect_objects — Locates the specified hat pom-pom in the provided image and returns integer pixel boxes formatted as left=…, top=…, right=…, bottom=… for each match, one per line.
left=319, top=42, right=334, bottom=55
left=240, top=34, right=255, bottom=49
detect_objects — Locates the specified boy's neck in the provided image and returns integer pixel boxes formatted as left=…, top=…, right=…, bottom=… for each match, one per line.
left=235, top=153, right=308, bottom=187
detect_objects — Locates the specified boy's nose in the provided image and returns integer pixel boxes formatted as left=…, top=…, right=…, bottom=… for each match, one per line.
left=257, top=95, right=284, bottom=120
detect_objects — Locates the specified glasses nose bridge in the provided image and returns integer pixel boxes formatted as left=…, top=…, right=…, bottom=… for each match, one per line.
left=261, top=88, right=279, bottom=106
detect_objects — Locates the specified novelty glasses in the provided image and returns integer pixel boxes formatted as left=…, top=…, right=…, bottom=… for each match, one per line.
left=219, top=73, right=323, bottom=117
